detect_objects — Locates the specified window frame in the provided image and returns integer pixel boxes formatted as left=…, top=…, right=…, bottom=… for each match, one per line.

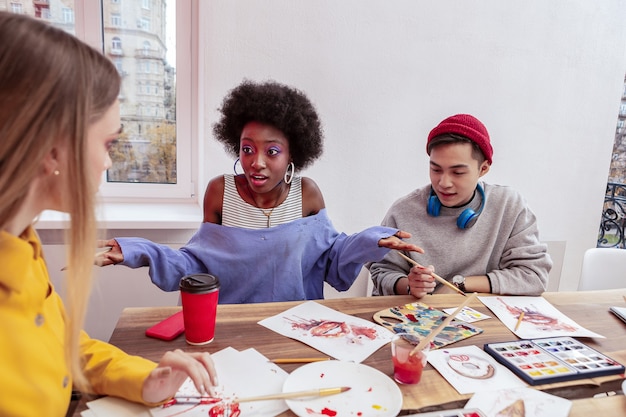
left=78, top=0, right=198, bottom=203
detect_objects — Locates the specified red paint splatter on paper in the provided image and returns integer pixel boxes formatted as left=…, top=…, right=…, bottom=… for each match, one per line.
left=304, top=407, right=338, bottom=416
left=208, top=402, right=240, bottom=417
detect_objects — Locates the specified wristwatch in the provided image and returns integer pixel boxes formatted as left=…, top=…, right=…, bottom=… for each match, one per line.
left=452, top=275, right=467, bottom=293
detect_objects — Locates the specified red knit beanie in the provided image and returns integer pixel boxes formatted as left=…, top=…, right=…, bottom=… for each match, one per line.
left=427, top=114, right=493, bottom=164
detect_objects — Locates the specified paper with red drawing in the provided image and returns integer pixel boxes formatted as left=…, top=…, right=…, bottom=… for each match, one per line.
left=478, top=296, right=604, bottom=339
left=258, top=301, right=394, bottom=363
left=81, top=347, right=289, bottom=417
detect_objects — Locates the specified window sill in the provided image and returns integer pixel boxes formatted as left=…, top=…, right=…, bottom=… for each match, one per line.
left=36, top=202, right=203, bottom=230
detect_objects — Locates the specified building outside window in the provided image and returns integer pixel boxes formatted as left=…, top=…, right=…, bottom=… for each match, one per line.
left=1, top=0, right=190, bottom=198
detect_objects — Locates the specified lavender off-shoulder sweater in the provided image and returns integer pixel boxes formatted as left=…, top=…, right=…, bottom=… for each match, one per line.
left=118, top=209, right=397, bottom=304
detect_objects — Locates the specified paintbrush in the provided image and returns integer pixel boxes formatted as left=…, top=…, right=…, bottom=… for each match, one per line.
left=61, top=246, right=112, bottom=271
left=168, top=386, right=351, bottom=405
left=395, top=251, right=466, bottom=296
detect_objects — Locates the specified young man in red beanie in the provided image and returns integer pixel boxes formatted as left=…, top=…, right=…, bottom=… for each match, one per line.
left=369, top=114, right=552, bottom=298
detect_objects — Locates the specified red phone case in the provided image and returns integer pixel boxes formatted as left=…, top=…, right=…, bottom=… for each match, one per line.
left=145, top=310, right=185, bottom=340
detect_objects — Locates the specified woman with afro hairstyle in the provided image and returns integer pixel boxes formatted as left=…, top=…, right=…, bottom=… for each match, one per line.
left=100, top=80, right=422, bottom=303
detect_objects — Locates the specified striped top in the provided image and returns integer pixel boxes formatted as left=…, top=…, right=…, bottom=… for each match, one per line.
left=221, top=174, right=303, bottom=229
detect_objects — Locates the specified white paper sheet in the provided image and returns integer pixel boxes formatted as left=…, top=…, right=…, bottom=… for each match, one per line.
left=478, top=296, right=604, bottom=339
left=258, top=300, right=394, bottom=363
left=150, top=347, right=289, bottom=417
left=427, top=345, right=526, bottom=394
left=84, top=347, right=289, bottom=417
left=442, top=306, right=491, bottom=323
left=465, top=387, right=572, bottom=417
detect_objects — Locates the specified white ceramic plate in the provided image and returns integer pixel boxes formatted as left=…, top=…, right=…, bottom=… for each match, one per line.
left=283, top=360, right=402, bottom=417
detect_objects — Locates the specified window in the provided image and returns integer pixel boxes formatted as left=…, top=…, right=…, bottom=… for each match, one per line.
left=62, top=8, right=74, bottom=24
left=111, top=13, right=121, bottom=27
left=10, top=3, right=23, bottom=14
left=111, top=36, right=122, bottom=55
left=100, top=0, right=193, bottom=199
left=113, top=58, right=123, bottom=74
left=8, top=1, right=195, bottom=202
left=139, top=17, right=151, bottom=31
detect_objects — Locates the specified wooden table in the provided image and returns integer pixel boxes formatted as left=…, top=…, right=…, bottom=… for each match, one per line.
left=75, top=289, right=626, bottom=416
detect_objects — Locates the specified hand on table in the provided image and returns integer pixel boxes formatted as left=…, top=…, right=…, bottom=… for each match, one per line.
left=95, top=239, right=123, bottom=266
left=142, top=349, right=218, bottom=404
left=378, top=231, right=424, bottom=254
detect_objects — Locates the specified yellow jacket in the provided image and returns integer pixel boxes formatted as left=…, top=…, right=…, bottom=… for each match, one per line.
left=0, top=227, right=157, bottom=416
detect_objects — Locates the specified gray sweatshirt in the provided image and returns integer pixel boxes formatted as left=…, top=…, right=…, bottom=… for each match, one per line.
left=369, top=182, right=551, bottom=296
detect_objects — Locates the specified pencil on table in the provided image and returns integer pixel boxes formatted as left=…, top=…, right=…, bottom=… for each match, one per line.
left=514, top=312, right=525, bottom=331
left=395, top=251, right=466, bottom=296
left=271, top=357, right=330, bottom=364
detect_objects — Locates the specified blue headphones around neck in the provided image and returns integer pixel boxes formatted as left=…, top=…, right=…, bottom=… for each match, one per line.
left=427, top=183, right=486, bottom=229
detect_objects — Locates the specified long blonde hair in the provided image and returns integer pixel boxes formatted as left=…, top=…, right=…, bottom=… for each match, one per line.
left=0, top=12, right=121, bottom=391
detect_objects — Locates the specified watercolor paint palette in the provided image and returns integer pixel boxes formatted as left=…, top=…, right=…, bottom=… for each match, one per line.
left=373, top=302, right=483, bottom=349
left=484, top=336, right=625, bottom=385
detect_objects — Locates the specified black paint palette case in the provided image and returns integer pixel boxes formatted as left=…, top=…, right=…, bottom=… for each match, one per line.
left=484, top=336, right=624, bottom=385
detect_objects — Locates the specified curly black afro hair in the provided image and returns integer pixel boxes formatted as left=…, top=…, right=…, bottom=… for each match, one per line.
left=213, top=80, right=324, bottom=171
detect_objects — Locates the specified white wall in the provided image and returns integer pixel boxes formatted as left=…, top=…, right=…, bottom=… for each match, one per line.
left=200, top=0, right=626, bottom=291
left=42, top=1, right=626, bottom=340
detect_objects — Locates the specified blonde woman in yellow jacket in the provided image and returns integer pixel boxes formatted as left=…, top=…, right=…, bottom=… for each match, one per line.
left=0, top=12, right=217, bottom=417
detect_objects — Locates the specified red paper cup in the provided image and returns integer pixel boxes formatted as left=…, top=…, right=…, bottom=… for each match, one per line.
left=179, top=274, right=220, bottom=345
